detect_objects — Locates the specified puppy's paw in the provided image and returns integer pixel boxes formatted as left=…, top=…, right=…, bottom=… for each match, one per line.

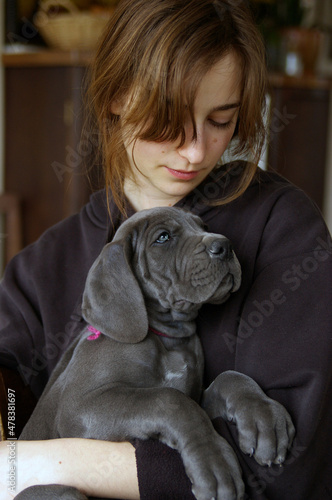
left=229, top=395, right=295, bottom=466
left=183, top=434, right=245, bottom=500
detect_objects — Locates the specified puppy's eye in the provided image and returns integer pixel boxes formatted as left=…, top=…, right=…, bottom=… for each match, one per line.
left=156, top=232, right=171, bottom=244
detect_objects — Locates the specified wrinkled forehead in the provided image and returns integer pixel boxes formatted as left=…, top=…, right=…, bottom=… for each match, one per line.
left=114, top=208, right=205, bottom=242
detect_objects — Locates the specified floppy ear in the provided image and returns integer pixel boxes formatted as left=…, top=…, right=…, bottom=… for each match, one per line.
left=82, top=241, right=148, bottom=343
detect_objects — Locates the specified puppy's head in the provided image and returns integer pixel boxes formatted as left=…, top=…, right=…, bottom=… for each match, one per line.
left=82, top=207, right=241, bottom=342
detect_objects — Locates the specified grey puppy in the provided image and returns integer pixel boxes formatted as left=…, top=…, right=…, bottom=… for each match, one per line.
left=16, top=207, right=295, bottom=500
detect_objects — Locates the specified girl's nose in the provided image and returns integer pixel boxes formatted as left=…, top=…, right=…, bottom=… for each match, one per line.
left=177, top=127, right=206, bottom=165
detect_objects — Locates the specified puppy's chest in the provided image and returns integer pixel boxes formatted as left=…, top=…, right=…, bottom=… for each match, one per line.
left=150, top=336, right=203, bottom=400
left=162, top=349, right=200, bottom=396
left=79, top=334, right=203, bottom=401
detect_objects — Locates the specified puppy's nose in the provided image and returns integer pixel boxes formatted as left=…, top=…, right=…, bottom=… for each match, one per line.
left=207, top=238, right=233, bottom=260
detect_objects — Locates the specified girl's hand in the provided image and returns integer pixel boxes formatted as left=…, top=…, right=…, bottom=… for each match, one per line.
left=0, top=438, right=139, bottom=500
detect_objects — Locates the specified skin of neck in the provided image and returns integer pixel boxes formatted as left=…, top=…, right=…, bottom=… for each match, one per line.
left=124, top=176, right=183, bottom=211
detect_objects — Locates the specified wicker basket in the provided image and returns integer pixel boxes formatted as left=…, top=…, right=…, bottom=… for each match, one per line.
left=35, top=0, right=112, bottom=51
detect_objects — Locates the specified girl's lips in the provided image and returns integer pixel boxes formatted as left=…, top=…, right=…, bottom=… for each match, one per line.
left=164, top=166, right=200, bottom=180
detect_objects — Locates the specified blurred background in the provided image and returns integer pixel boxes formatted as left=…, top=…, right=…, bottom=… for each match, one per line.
left=0, top=0, right=332, bottom=272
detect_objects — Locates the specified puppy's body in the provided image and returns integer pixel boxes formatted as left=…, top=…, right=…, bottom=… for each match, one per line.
left=22, top=328, right=204, bottom=441
left=17, top=208, right=295, bottom=500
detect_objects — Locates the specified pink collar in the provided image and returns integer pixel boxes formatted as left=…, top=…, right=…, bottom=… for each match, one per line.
left=87, top=325, right=173, bottom=341
left=148, top=326, right=173, bottom=339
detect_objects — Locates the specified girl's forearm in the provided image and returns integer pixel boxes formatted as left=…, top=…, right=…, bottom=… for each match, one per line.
left=0, top=438, right=139, bottom=500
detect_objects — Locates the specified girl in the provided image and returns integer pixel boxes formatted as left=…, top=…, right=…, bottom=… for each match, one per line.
left=1, top=1, right=331, bottom=499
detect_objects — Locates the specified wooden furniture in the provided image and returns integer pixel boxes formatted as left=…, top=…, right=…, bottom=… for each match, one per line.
left=268, top=74, right=332, bottom=211
left=2, top=50, right=98, bottom=248
left=0, top=192, right=22, bottom=267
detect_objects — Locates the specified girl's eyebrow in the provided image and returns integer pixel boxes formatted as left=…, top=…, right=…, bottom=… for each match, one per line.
left=211, top=102, right=241, bottom=112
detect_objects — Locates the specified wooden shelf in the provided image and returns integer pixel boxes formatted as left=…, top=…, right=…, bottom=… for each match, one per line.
left=2, top=48, right=332, bottom=88
left=2, top=48, right=93, bottom=67
left=268, top=72, right=332, bottom=90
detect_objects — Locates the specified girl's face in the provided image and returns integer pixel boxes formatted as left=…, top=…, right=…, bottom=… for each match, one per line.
left=123, top=52, right=242, bottom=211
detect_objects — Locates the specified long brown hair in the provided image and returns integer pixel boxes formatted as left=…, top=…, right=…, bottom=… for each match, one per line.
left=86, top=0, right=267, bottom=215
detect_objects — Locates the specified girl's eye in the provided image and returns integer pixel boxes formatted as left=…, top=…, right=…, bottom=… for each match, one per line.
left=209, top=119, right=233, bottom=130
left=156, top=232, right=171, bottom=244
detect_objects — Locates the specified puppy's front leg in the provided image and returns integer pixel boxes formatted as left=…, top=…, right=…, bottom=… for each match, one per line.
left=59, top=385, right=244, bottom=500
left=201, top=371, right=295, bottom=467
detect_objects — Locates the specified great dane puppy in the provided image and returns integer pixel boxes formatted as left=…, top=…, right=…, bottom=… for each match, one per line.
left=16, top=207, right=295, bottom=500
